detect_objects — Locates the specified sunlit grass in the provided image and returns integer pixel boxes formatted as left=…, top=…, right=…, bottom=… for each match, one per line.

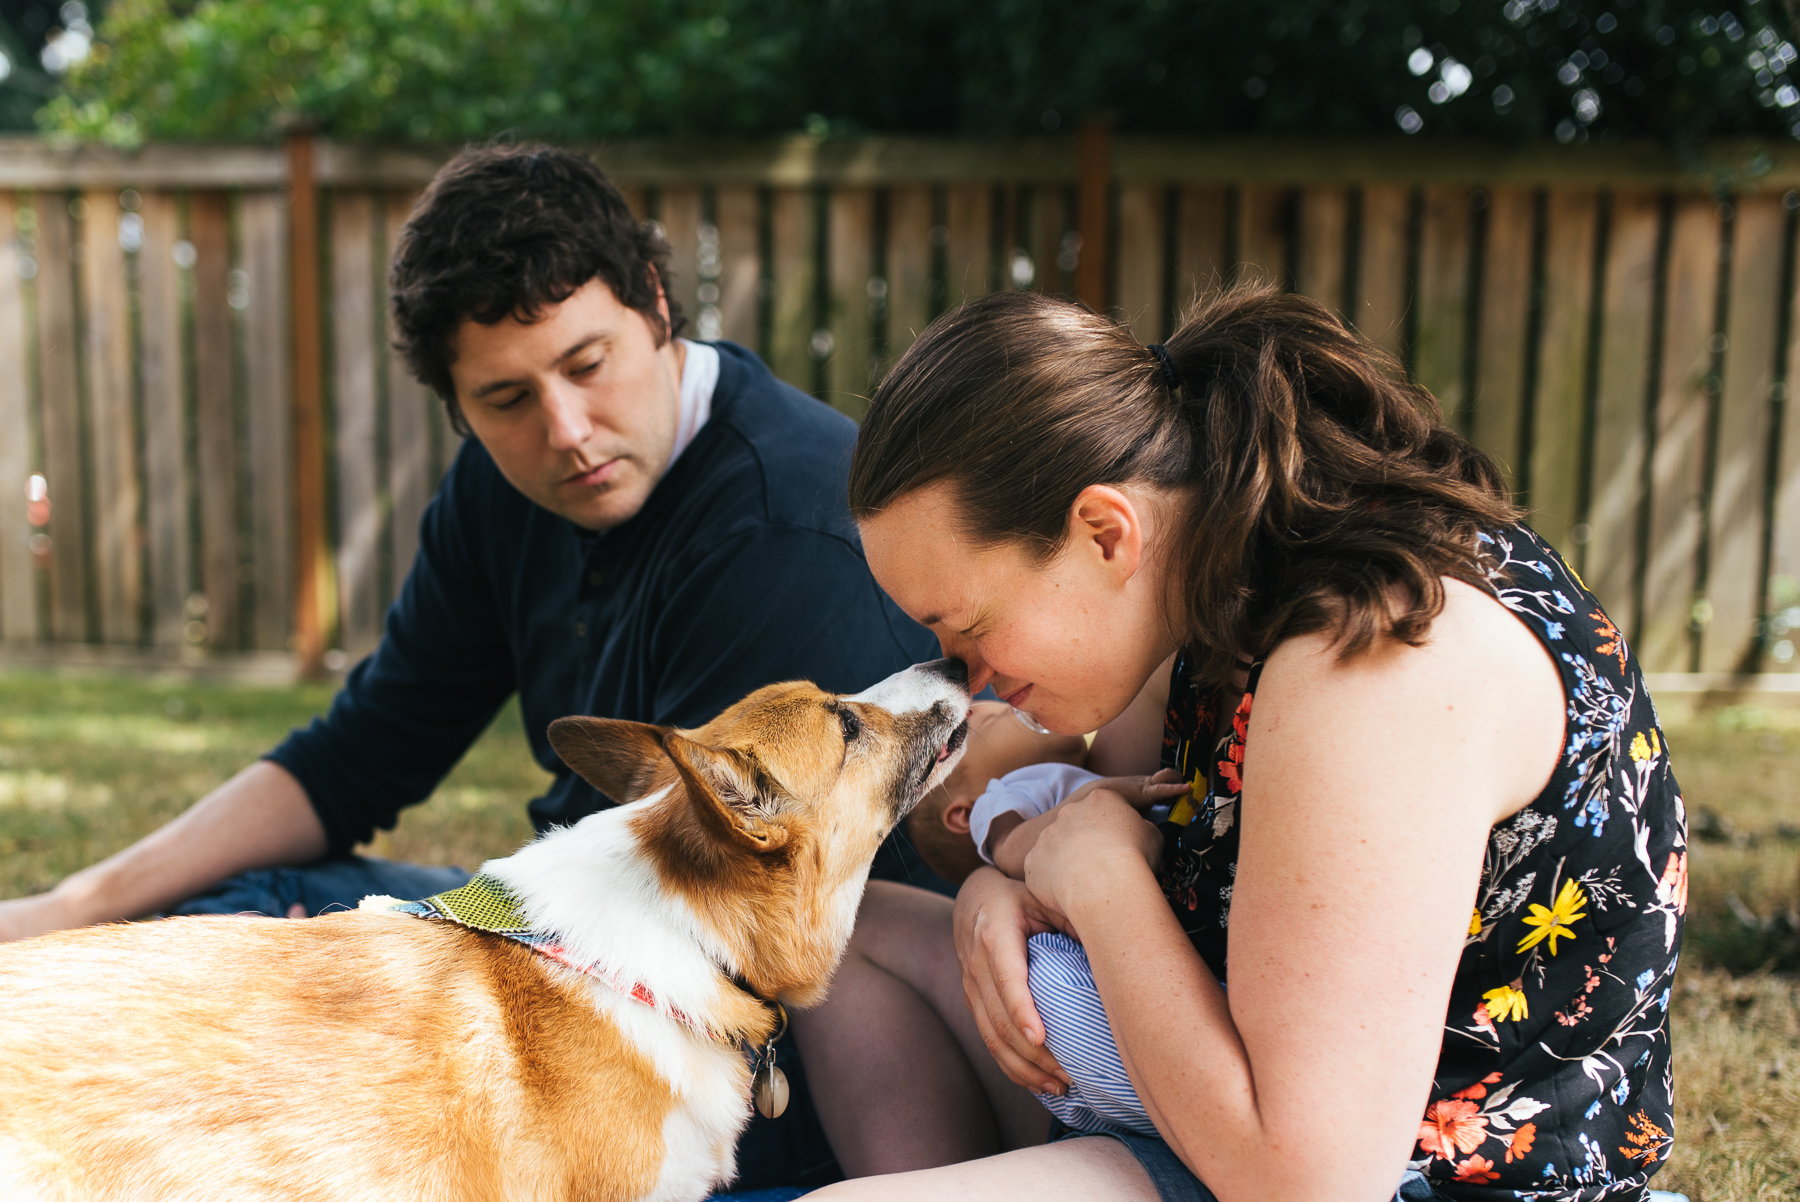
left=0, top=671, right=1793, bottom=1196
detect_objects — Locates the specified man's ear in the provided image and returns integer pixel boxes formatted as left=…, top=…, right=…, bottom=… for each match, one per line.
left=942, top=797, right=973, bottom=835
left=663, top=733, right=791, bottom=854
left=547, top=717, right=671, bottom=805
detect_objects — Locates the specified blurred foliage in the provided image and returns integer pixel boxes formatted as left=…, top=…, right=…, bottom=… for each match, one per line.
left=27, top=0, right=1800, bottom=146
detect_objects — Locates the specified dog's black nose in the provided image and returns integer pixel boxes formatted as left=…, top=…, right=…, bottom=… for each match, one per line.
left=922, top=658, right=969, bottom=689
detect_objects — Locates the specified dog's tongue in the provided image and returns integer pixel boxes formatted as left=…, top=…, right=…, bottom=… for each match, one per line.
left=935, top=719, right=970, bottom=763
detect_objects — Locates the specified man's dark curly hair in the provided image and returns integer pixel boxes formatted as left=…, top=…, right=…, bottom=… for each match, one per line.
left=389, top=143, right=685, bottom=435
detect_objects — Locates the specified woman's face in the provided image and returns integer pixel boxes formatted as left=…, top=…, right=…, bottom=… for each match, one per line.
left=860, top=481, right=1180, bottom=736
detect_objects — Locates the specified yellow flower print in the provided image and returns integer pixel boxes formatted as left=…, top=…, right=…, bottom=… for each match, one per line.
left=1630, top=729, right=1662, bottom=763
left=1482, top=982, right=1530, bottom=1022
left=1469, top=908, right=1483, bottom=936
left=1167, top=770, right=1204, bottom=826
left=1517, top=879, right=1588, bottom=955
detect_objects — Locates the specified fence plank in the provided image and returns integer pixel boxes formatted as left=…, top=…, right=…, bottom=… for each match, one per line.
left=190, top=190, right=238, bottom=649
left=1639, top=197, right=1723, bottom=672
left=1704, top=195, right=1786, bottom=672
left=944, top=183, right=989, bottom=308
left=1586, top=193, right=1662, bottom=633
left=767, top=188, right=815, bottom=392
left=331, top=191, right=382, bottom=658
left=1471, top=187, right=1536, bottom=486
left=1296, top=186, right=1349, bottom=317
left=1174, top=187, right=1230, bottom=310
left=658, top=186, right=701, bottom=335
left=0, top=193, right=32, bottom=641
left=1775, top=215, right=1800, bottom=672
left=1115, top=184, right=1164, bottom=339
left=380, top=191, right=429, bottom=601
left=80, top=188, right=141, bottom=644
left=886, top=184, right=935, bottom=356
left=1027, top=185, right=1065, bottom=297
left=715, top=185, right=760, bottom=348
left=1526, top=189, right=1599, bottom=553
left=1413, top=186, right=1472, bottom=426
left=1237, top=185, right=1289, bottom=288
left=826, top=186, right=876, bottom=420
left=138, top=191, right=187, bottom=646
left=242, top=190, right=293, bottom=652
left=1356, top=184, right=1412, bottom=365
left=34, top=191, right=86, bottom=642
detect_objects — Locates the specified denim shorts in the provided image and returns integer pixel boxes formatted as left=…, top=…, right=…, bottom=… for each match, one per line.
left=1055, top=1128, right=1439, bottom=1202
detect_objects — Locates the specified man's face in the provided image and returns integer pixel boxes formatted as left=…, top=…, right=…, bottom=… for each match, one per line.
left=449, top=278, right=685, bottom=531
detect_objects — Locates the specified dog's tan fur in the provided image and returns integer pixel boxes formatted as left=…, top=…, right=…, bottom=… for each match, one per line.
left=0, top=665, right=969, bottom=1202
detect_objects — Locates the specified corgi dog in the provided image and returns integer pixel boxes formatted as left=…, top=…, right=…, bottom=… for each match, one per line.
left=0, top=659, right=971, bottom=1202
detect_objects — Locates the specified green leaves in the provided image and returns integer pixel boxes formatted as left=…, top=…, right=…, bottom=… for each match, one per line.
left=32, top=0, right=1800, bottom=147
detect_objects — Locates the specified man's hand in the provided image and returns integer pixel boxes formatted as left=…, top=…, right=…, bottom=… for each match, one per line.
left=952, top=867, right=1073, bottom=1097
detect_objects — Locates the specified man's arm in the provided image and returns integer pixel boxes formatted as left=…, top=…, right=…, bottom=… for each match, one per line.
left=0, top=761, right=326, bottom=942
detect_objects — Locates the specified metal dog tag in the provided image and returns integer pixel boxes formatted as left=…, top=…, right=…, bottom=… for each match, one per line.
left=754, top=1061, right=790, bottom=1119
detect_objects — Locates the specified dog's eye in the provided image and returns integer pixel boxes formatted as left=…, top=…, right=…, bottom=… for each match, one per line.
left=838, top=707, right=862, bottom=743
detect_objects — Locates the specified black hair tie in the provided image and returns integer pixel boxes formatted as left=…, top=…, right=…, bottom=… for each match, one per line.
left=1148, top=342, right=1182, bottom=392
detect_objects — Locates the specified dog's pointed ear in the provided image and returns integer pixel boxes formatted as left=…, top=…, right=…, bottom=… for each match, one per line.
left=663, top=733, right=791, bottom=854
left=548, top=717, right=671, bottom=805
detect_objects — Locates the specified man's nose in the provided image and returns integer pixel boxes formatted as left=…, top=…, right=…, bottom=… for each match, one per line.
left=541, top=381, right=593, bottom=451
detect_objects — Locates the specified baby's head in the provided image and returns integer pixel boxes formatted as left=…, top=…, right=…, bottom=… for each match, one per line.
left=907, top=701, right=1088, bottom=886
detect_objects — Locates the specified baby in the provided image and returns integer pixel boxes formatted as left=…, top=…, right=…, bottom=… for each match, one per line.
left=908, top=703, right=1189, bottom=1136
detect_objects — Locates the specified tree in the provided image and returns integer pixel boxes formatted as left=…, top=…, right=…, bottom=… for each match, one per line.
left=33, top=0, right=1800, bottom=146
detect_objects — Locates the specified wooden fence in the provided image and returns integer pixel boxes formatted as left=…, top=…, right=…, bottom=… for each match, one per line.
left=2, top=132, right=1800, bottom=683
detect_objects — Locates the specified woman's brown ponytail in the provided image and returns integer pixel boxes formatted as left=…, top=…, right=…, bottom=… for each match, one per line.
left=849, top=282, right=1518, bottom=687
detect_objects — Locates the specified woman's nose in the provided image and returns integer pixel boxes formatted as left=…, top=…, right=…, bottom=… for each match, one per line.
left=941, top=639, right=994, bottom=695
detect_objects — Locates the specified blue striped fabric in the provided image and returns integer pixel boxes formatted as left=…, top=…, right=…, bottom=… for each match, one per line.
left=1027, top=932, right=1160, bottom=1137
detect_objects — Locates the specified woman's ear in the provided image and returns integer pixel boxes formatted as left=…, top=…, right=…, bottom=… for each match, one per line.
left=942, top=797, right=974, bottom=835
left=1067, top=484, right=1145, bottom=580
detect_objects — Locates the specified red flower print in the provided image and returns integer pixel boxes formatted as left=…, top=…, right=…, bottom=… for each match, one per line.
left=1217, top=693, right=1251, bottom=794
left=1591, top=610, right=1627, bottom=672
left=1505, top=1122, right=1536, bottom=1163
left=1659, top=851, right=1688, bottom=916
left=1417, top=1099, right=1489, bottom=1159
left=1453, top=1155, right=1501, bottom=1184
left=1454, top=1151, right=1497, bottom=1180
left=1620, top=1111, right=1671, bottom=1164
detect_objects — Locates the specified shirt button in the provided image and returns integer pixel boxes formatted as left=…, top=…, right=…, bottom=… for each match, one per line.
left=574, top=621, right=588, bottom=639
left=587, top=570, right=603, bottom=587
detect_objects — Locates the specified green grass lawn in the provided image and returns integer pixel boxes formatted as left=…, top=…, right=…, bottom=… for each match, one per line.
left=0, top=670, right=1794, bottom=1197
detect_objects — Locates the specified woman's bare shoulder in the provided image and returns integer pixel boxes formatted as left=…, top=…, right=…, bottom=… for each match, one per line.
left=1258, top=577, right=1564, bottom=823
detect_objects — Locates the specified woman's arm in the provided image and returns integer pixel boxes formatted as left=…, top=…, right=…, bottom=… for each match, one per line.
left=1021, top=580, right=1565, bottom=1202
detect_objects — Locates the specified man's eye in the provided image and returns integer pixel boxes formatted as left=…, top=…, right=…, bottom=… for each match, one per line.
left=495, top=391, right=528, bottom=410
left=838, top=708, right=862, bottom=743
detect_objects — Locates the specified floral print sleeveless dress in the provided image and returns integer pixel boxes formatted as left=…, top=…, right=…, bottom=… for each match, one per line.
left=1158, top=525, right=1686, bottom=1201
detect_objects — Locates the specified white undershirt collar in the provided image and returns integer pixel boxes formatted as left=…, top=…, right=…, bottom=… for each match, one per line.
left=668, top=338, right=720, bottom=468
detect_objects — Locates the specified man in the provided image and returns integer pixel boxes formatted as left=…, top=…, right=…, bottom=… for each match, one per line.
left=0, top=144, right=937, bottom=1188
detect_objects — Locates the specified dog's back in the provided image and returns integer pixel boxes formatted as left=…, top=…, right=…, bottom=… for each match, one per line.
left=0, top=913, right=686, bottom=1202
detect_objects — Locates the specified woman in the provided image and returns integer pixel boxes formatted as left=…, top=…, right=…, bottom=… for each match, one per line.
left=791, top=284, right=1685, bottom=1202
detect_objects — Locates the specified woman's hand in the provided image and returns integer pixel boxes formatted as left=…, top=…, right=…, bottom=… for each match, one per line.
left=1022, top=788, right=1164, bottom=935
left=990, top=769, right=1185, bottom=879
left=952, top=867, right=1073, bottom=1096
